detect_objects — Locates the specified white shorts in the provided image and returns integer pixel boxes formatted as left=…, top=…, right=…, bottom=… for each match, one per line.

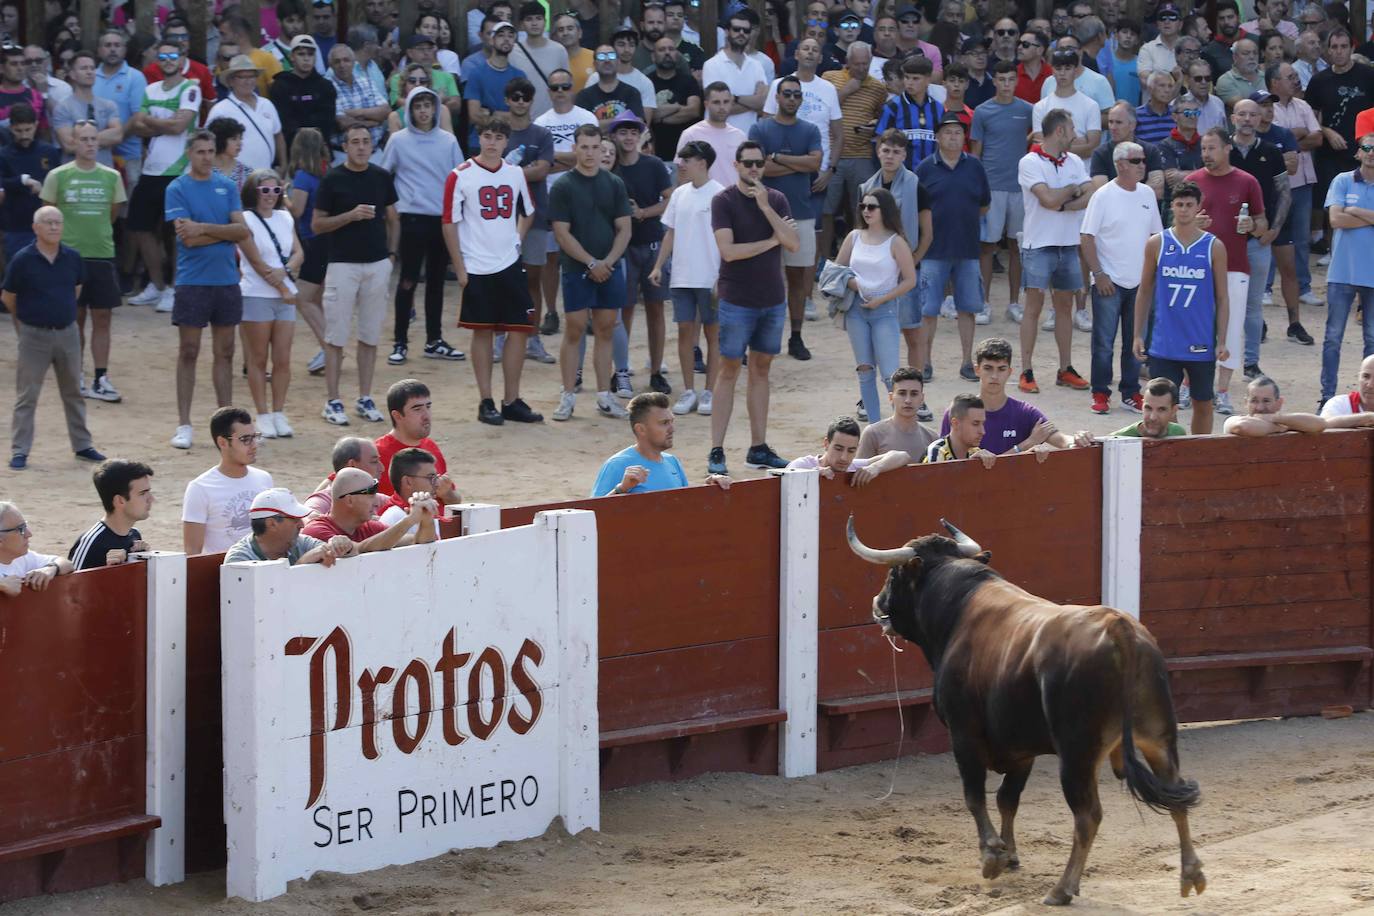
left=1218, top=270, right=1248, bottom=371
left=323, top=259, right=392, bottom=347
left=980, top=189, right=1024, bottom=243
left=783, top=218, right=816, bottom=268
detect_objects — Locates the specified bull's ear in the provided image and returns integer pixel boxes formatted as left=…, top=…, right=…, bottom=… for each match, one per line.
left=904, top=556, right=924, bottom=571
left=976, top=550, right=992, bottom=565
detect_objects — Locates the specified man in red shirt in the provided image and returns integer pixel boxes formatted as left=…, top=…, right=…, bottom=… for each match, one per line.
left=302, top=467, right=439, bottom=548
left=1355, top=105, right=1374, bottom=143
left=141, top=16, right=214, bottom=122
left=1015, top=29, right=1050, bottom=102
left=373, top=378, right=459, bottom=501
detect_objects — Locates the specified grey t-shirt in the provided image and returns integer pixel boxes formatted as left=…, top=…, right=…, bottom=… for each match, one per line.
left=509, top=40, right=570, bottom=120
left=856, top=417, right=936, bottom=461
left=50, top=94, right=120, bottom=167
left=223, top=532, right=324, bottom=565
left=970, top=97, right=1034, bottom=192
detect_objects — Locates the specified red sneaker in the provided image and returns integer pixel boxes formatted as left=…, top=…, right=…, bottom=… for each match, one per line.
left=1091, top=391, right=1110, bottom=414
left=1018, top=369, right=1040, bottom=394
left=1056, top=366, right=1090, bottom=390
left=1121, top=392, right=1143, bottom=413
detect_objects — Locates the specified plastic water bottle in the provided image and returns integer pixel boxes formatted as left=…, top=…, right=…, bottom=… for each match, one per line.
left=504, top=144, right=526, bottom=165
left=1237, top=202, right=1250, bottom=233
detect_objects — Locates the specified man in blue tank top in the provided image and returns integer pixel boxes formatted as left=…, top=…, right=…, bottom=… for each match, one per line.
left=1133, top=180, right=1230, bottom=434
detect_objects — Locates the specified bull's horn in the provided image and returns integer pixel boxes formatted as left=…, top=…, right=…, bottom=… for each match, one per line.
left=847, top=515, right=917, bottom=565
left=940, top=518, right=983, bottom=557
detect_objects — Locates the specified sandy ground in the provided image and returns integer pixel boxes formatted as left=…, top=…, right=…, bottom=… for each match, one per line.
left=0, top=259, right=1359, bottom=556
left=11, top=712, right=1374, bottom=914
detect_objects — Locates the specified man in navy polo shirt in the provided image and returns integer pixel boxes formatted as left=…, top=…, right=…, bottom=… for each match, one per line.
left=4, top=206, right=105, bottom=469
left=914, top=112, right=990, bottom=381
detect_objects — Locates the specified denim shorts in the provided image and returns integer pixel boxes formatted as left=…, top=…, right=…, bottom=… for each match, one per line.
left=561, top=261, right=627, bottom=312
left=898, top=287, right=922, bottom=329
left=919, top=258, right=984, bottom=317
left=718, top=299, right=786, bottom=359
left=241, top=295, right=297, bottom=322
left=671, top=288, right=717, bottom=324
left=1021, top=244, right=1083, bottom=291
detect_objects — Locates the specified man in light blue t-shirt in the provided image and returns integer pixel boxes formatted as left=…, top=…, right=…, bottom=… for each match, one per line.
left=592, top=392, right=732, bottom=496
left=1319, top=136, right=1374, bottom=407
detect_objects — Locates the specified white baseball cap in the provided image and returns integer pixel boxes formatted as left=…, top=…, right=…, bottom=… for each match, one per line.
left=249, top=487, right=311, bottom=520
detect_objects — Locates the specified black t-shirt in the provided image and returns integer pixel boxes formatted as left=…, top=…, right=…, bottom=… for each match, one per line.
left=1306, top=63, right=1374, bottom=144
left=269, top=70, right=337, bottom=150
left=314, top=163, right=399, bottom=263
left=1230, top=139, right=1286, bottom=225
left=68, top=521, right=142, bottom=571
left=613, top=154, right=671, bottom=246
left=648, top=69, right=701, bottom=161
left=574, top=81, right=644, bottom=124
left=1090, top=138, right=1165, bottom=181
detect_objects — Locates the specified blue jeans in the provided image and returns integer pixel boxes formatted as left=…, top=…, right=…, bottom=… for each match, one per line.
left=718, top=300, right=786, bottom=359
left=1243, top=238, right=1273, bottom=367
left=1090, top=283, right=1140, bottom=397
left=1320, top=283, right=1374, bottom=401
left=1266, top=183, right=1314, bottom=296
left=845, top=300, right=901, bottom=422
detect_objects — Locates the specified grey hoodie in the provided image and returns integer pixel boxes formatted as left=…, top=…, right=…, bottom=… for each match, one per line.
left=380, top=86, right=463, bottom=216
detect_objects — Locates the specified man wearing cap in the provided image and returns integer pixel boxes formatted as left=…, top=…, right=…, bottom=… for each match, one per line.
left=393, top=32, right=463, bottom=123
left=830, top=11, right=865, bottom=62
left=270, top=35, right=337, bottom=151
left=303, top=467, right=441, bottom=549
left=702, top=8, right=767, bottom=132
left=324, top=44, right=389, bottom=153
left=896, top=6, right=944, bottom=72
left=1182, top=60, right=1227, bottom=134
left=1136, top=1, right=1183, bottom=88
left=206, top=55, right=285, bottom=171
left=960, top=38, right=996, bottom=109
left=223, top=488, right=358, bottom=566
left=467, top=19, right=529, bottom=147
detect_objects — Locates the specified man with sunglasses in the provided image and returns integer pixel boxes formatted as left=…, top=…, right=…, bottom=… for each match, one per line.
left=1136, top=0, right=1183, bottom=89
left=960, top=38, right=996, bottom=109
left=574, top=43, right=645, bottom=130
left=303, top=466, right=439, bottom=550
left=1014, top=30, right=1050, bottom=103
left=182, top=406, right=273, bottom=555
left=1182, top=60, right=1226, bottom=133
left=895, top=5, right=942, bottom=70
left=22, top=45, right=69, bottom=110
left=702, top=9, right=768, bottom=132
left=140, top=16, right=215, bottom=118
left=1318, top=134, right=1374, bottom=409
left=0, top=504, right=74, bottom=595
left=989, top=18, right=1020, bottom=69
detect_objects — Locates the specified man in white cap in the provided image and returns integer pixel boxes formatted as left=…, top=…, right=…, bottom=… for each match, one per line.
left=269, top=35, right=337, bottom=151
left=223, top=487, right=359, bottom=565
left=205, top=54, right=285, bottom=171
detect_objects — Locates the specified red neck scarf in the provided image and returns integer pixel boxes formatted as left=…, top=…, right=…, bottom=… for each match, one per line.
left=1030, top=143, right=1067, bottom=166
left=1170, top=128, right=1200, bottom=148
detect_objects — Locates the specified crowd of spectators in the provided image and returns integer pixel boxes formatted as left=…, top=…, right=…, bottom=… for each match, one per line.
left=4, top=0, right=1374, bottom=581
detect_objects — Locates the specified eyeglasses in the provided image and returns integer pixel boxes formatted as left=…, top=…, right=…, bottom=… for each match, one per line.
left=0, top=522, right=29, bottom=535
left=406, top=76, right=430, bottom=83
left=594, top=51, right=617, bottom=60
left=994, top=28, right=1018, bottom=36
left=779, top=89, right=802, bottom=98
left=1191, top=74, right=1210, bottom=81
left=158, top=52, right=181, bottom=61
left=22, top=56, right=43, bottom=65
left=312, top=0, right=334, bottom=6
left=258, top=185, right=283, bottom=194
left=1157, top=13, right=1180, bottom=21
left=508, top=91, right=533, bottom=102
left=859, top=202, right=880, bottom=211
left=1121, top=157, right=1146, bottom=165
left=838, top=21, right=860, bottom=29
left=738, top=158, right=765, bottom=167
left=235, top=433, right=265, bottom=445
left=345, top=484, right=379, bottom=497
left=549, top=82, right=573, bottom=91
left=404, top=472, right=441, bottom=486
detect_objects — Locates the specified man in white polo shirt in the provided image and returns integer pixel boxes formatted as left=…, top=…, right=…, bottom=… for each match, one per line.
left=204, top=55, right=285, bottom=171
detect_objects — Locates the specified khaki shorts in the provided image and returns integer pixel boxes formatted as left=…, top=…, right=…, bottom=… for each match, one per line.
left=783, top=218, right=816, bottom=268
left=323, top=259, right=392, bottom=347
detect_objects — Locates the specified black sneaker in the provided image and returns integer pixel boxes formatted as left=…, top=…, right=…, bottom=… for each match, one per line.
left=478, top=398, right=505, bottom=425
left=1261, top=320, right=1268, bottom=343
left=424, top=339, right=466, bottom=360
left=922, top=363, right=933, bottom=382
left=745, top=443, right=788, bottom=469
left=959, top=362, right=977, bottom=381
left=574, top=369, right=584, bottom=393
left=1243, top=363, right=1262, bottom=380
left=501, top=398, right=544, bottom=423
left=1311, top=237, right=1330, bottom=255
left=788, top=333, right=811, bottom=360
left=74, top=447, right=106, bottom=462
left=650, top=372, right=672, bottom=394
left=388, top=343, right=408, bottom=365
left=1287, top=322, right=1314, bottom=345
left=707, top=446, right=728, bottom=475
left=539, top=310, right=560, bottom=336
left=694, top=345, right=706, bottom=373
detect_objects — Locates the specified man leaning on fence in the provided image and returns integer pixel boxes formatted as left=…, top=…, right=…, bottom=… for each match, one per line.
left=223, top=487, right=357, bottom=566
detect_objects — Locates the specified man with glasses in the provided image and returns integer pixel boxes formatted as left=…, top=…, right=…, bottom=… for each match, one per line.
left=140, top=16, right=214, bottom=118
left=269, top=35, right=337, bottom=151
left=989, top=18, right=1020, bottom=68
left=896, top=5, right=942, bottom=70
left=703, top=9, right=767, bottom=132
left=322, top=44, right=387, bottom=153
left=961, top=38, right=995, bottom=108
left=1159, top=94, right=1204, bottom=209
left=0, top=503, right=75, bottom=593
left=396, top=34, right=462, bottom=124
left=22, top=46, right=69, bottom=110
left=182, top=406, right=273, bottom=554
left=575, top=43, right=645, bottom=129
left=303, top=466, right=439, bottom=548
left=1216, top=37, right=1265, bottom=107
left=207, top=55, right=285, bottom=171
left=1137, top=1, right=1183, bottom=88
left=1015, top=30, right=1050, bottom=102
left=1183, top=60, right=1226, bottom=133
left=1318, top=135, right=1374, bottom=410
left=378, top=448, right=455, bottom=532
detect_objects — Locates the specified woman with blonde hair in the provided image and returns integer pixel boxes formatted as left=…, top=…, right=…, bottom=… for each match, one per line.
left=239, top=168, right=304, bottom=437
left=285, top=128, right=331, bottom=375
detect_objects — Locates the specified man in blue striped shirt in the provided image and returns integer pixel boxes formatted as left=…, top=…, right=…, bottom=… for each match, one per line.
left=1135, top=70, right=1177, bottom=143
left=875, top=55, right=942, bottom=170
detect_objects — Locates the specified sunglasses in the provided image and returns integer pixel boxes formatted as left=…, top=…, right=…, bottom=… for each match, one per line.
left=805, top=18, right=827, bottom=27
left=406, top=76, right=430, bottom=83
left=779, top=89, right=802, bottom=98
left=158, top=52, right=181, bottom=61
left=594, top=51, right=617, bottom=60
left=729, top=24, right=752, bottom=33
left=0, top=522, right=29, bottom=535
left=1121, top=157, right=1146, bottom=165
left=1018, top=40, right=1041, bottom=48
left=345, top=484, right=379, bottom=497
left=1176, top=108, right=1200, bottom=117
left=1361, top=144, right=1374, bottom=153
left=738, top=158, right=765, bottom=167
left=312, top=0, right=334, bottom=6
left=899, top=15, right=921, bottom=23
left=508, top=91, right=533, bottom=102
left=860, top=202, right=880, bottom=211
left=258, top=185, right=283, bottom=194
left=994, top=28, right=1018, bottom=36
left=549, top=82, right=573, bottom=91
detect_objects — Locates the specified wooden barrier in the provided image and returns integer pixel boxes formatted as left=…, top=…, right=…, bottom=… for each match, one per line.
left=815, top=448, right=1104, bottom=771
left=1140, top=433, right=1374, bottom=721
left=183, top=553, right=227, bottom=874
left=0, top=562, right=159, bottom=900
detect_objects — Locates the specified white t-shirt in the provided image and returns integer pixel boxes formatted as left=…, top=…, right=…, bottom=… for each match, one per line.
left=1031, top=90, right=1101, bottom=139
left=205, top=95, right=282, bottom=172
left=443, top=158, right=534, bottom=275
left=785, top=454, right=874, bottom=471
left=1321, top=392, right=1366, bottom=418
left=379, top=502, right=441, bottom=536
left=535, top=105, right=598, bottom=196
left=661, top=178, right=724, bottom=289
left=0, top=550, right=59, bottom=578
left=702, top=51, right=767, bottom=132
left=763, top=74, right=842, bottom=169
left=675, top=121, right=746, bottom=188
left=182, top=465, right=274, bottom=554
left=239, top=209, right=299, bottom=299
left=1019, top=148, right=1090, bottom=249
left=1079, top=179, right=1163, bottom=288
left=142, top=77, right=202, bottom=177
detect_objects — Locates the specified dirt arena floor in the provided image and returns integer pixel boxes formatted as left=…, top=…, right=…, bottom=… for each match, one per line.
left=10, top=712, right=1372, bottom=914
left=0, top=260, right=1364, bottom=553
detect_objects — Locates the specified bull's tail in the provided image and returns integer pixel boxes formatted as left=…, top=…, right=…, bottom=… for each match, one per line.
left=1109, top=615, right=1201, bottom=815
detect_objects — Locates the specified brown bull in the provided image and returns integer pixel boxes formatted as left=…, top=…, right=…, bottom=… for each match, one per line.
left=848, top=516, right=1205, bottom=905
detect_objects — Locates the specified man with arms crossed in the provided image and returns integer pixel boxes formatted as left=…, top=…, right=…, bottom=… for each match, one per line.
left=1226, top=375, right=1374, bottom=435
left=1318, top=136, right=1374, bottom=411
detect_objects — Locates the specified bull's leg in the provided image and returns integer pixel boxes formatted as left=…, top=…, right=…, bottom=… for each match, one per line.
left=1140, top=743, right=1207, bottom=898
left=996, top=759, right=1034, bottom=870
left=1044, top=757, right=1103, bottom=906
left=952, top=740, right=1010, bottom=879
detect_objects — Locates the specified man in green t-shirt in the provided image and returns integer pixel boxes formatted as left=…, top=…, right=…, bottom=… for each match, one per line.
left=40, top=121, right=128, bottom=404
left=1110, top=377, right=1189, bottom=439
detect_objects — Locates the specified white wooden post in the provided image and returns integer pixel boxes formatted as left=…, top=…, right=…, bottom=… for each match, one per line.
left=1101, top=437, right=1143, bottom=619
left=541, top=509, right=600, bottom=833
left=142, top=550, right=187, bottom=885
left=777, top=469, right=819, bottom=777
left=447, top=502, right=501, bottom=535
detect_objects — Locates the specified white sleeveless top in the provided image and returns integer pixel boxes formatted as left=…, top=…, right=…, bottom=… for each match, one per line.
left=850, top=232, right=900, bottom=301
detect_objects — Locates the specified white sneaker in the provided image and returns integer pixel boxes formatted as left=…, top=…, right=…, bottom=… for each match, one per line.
left=1299, top=292, right=1323, bottom=306
left=673, top=389, right=698, bottom=415
left=79, top=373, right=89, bottom=398
left=940, top=295, right=956, bottom=319
left=493, top=333, right=506, bottom=363
left=597, top=392, right=629, bottom=418
left=257, top=413, right=278, bottom=438
left=322, top=399, right=350, bottom=426
left=129, top=282, right=161, bottom=306
left=1178, top=384, right=1192, bottom=410
left=170, top=424, right=193, bottom=449
left=1073, top=308, right=1092, bottom=332
left=1262, top=291, right=1274, bottom=306
left=1041, top=309, right=1056, bottom=331
left=88, top=375, right=121, bottom=402
left=804, top=298, right=819, bottom=320
left=613, top=369, right=634, bottom=399
left=355, top=396, right=384, bottom=422
left=272, top=412, right=294, bottom=437
left=525, top=336, right=556, bottom=363
left=553, top=389, right=576, bottom=421
left=1007, top=302, right=1024, bottom=323
left=1318, top=254, right=1332, bottom=267
left=155, top=286, right=175, bottom=313
left=697, top=389, right=713, bottom=415
left=1214, top=391, right=1234, bottom=416
left=975, top=301, right=991, bottom=325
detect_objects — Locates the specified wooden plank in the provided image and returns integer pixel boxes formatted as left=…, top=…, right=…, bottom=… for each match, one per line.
left=1144, top=543, right=1370, bottom=581
left=600, top=727, right=777, bottom=790
left=1142, top=570, right=1370, bottom=611
left=1141, top=515, right=1368, bottom=553
left=1141, top=429, right=1374, bottom=469
left=0, top=815, right=160, bottom=864
left=1166, top=646, right=1373, bottom=671
left=1142, top=599, right=1371, bottom=653
left=0, top=736, right=145, bottom=843
left=597, top=637, right=778, bottom=733
left=1153, top=626, right=1372, bottom=658
left=600, top=709, right=787, bottom=747
left=1173, top=678, right=1373, bottom=722
left=1145, top=457, right=1371, bottom=492
left=817, top=624, right=933, bottom=700
left=1141, top=484, right=1369, bottom=526
left=818, top=688, right=934, bottom=717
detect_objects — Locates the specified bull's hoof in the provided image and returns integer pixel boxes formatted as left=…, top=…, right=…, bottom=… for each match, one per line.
left=1007, top=852, right=1021, bottom=871
left=1180, top=864, right=1207, bottom=897
left=1042, top=887, right=1074, bottom=906
left=981, top=840, right=1012, bottom=879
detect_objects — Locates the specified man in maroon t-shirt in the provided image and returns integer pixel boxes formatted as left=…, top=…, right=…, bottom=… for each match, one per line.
left=1187, top=126, right=1265, bottom=415
left=302, top=468, right=439, bottom=549
left=373, top=378, right=459, bottom=501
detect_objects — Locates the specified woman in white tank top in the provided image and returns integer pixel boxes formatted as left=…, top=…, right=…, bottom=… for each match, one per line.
left=834, top=188, right=917, bottom=423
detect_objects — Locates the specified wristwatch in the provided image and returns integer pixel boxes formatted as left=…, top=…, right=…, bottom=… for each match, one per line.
left=586, top=259, right=599, bottom=272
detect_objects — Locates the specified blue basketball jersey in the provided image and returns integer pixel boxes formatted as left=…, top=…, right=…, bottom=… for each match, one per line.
left=1148, top=228, right=1218, bottom=362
